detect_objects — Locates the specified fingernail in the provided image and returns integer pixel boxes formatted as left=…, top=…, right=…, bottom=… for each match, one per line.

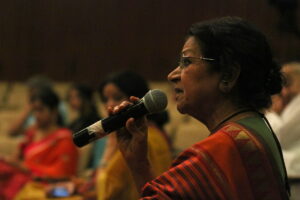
left=114, top=106, right=119, bottom=112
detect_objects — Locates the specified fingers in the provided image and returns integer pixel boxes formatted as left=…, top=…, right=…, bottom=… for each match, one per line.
left=129, top=96, right=140, bottom=102
left=125, top=116, right=147, bottom=136
left=110, top=96, right=140, bottom=115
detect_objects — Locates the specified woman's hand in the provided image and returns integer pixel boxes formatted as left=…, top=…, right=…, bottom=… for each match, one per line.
left=109, top=96, right=154, bottom=190
left=109, top=96, right=148, bottom=166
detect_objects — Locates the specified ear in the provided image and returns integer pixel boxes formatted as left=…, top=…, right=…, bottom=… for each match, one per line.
left=219, top=64, right=241, bottom=93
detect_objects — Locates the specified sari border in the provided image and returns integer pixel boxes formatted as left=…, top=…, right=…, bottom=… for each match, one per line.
left=222, top=122, right=288, bottom=199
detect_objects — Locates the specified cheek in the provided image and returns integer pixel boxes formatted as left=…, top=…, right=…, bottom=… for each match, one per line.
left=181, top=73, right=200, bottom=96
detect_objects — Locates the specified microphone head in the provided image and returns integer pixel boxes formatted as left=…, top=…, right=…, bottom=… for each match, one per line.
left=143, top=89, right=168, bottom=113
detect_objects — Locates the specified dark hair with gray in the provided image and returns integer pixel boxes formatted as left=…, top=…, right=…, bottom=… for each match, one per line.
left=188, top=16, right=283, bottom=110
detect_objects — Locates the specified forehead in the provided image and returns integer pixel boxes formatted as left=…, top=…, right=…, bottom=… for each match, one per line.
left=32, top=100, right=46, bottom=109
left=103, top=83, right=124, bottom=95
left=182, top=37, right=201, bottom=56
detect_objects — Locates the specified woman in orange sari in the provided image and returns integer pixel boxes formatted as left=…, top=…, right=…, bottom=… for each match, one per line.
left=0, top=87, right=78, bottom=199
left=109, top=17, right=290, bottom=199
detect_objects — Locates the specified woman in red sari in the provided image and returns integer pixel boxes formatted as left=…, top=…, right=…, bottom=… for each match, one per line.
left=109, top=17, right=290, bottom=199
left=0, top=87, right=78, bottom=199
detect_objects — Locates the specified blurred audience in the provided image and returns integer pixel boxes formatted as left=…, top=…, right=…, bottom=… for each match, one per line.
left=67, top=84, right=100, bottom=133
left=0, top=87, right=78, bottom=200
left=66, top=84, right=104, bottom=169
left=8, top=75, right=67, bottom=136
left=25, top=70, right=173, bottom=200
left=266, top=61, right=300, bottom=199
left=93, top=70, right=172, bottom=200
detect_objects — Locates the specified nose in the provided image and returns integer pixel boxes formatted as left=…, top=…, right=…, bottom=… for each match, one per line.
left=167, top=66, right=181, bottom=83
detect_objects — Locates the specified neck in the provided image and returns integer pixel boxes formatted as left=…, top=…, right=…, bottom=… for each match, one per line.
left=38, top=123, right=58, bottom=133
left=196, top=99, right=256, bottom=133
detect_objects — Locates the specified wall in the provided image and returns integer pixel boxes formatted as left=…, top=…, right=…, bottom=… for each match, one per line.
left=0, top=0, right=299, bottom=85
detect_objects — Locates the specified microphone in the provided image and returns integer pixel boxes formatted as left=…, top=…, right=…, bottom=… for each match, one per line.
left=73, top=89, right=168, bottom=147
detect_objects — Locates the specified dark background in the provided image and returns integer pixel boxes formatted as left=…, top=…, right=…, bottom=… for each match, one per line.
left=0, top=0, right=299, bottom=85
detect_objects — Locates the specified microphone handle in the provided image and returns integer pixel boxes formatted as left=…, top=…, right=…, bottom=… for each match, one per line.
left=102, top=101, right=148, bottom=133
left=73, top=101, right=148, bottom=147
left=73, top=128, right=101, bottom=147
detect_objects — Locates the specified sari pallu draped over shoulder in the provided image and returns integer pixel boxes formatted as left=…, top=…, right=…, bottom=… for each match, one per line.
left=0, top=128, right=78, bottom=200
left=141, top=121, right=289, bottom=200
left=23, top=127, right=79, bottom=178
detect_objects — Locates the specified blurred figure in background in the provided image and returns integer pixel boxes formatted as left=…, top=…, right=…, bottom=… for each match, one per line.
left=267, top=61, right=300, bottom=199
left=0, top=87, right=78, bottom=200
left=94, top=70, right=172, bottom=200
left=8, top=75, right=67, bottom=136
left=67, top=84, right=100, bottom=133
left=67, top=84, right=104, bottom=169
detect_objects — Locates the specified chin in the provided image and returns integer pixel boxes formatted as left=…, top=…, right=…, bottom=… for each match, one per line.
left=176, top=104, right=187, bottom=115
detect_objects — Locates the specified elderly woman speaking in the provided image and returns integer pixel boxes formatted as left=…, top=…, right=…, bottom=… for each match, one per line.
left=111, top=17, right=290, bottom=200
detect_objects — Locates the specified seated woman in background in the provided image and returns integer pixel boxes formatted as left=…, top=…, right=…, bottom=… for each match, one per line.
left=0, top=87, right=78, bottom=200
left=67, top=84, right=104, bottom=169
left=91, top=70, right=172, bottom=200
left=8, top=75, right=68, bottom=136
left=67, top=84, right=100, bottom=133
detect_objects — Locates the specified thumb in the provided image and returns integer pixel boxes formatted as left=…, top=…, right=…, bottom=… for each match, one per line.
left=125, top=117, right=147, bottom=137
left=126, top=118, right=138, bottom=133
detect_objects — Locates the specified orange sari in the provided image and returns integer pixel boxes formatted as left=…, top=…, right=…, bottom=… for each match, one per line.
left=141, top=118, right=289, bottom=199
left=0, top=127, right=78, bottom=200
left=22, top=127, right=79, bottom=178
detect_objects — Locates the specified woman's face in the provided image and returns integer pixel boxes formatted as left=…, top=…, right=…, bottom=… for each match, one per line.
left=168, top=36, right=222, bottom=119
left=68, top=88, right=82, bottom=111
left=102, top=83, right=128, bottom=112
left=32, top=100, right=57, bottom=128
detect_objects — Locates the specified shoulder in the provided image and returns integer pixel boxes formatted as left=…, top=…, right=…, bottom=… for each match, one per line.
left=172, top=123, right=253, bottom=167
left=51, top=128, right=73, bottom=140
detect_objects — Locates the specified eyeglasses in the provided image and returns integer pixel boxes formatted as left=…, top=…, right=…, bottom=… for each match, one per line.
left=178, top=56, right=215, bottom=69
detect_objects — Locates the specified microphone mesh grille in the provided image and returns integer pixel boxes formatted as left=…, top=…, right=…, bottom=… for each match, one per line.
left=143, top=89, right=168, bottom=113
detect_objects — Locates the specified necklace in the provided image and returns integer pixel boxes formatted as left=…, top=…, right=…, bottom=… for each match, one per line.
left=210, top=108, right=255, bottom=133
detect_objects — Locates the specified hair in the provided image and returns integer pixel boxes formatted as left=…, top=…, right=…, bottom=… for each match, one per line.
left=68, top=83, right=98, bottom=117
left=99, top=70, right=149, bottom=100
left=30, top=87, right=63, bottom=126
left=99, top=70, right=169, bottom=128
left=187, top=16, right=283, bottom=110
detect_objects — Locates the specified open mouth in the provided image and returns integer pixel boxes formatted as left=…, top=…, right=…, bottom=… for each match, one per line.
left=174, top=88, right=183, bottom=93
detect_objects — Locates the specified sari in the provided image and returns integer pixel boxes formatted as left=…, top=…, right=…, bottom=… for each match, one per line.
left=0, top=127, right=78, bottom=200
left=22, top=127, right=78, bottom=178
left=141, top=116, right=289, bottom=200
left=97, top=124, right=172, bottom=200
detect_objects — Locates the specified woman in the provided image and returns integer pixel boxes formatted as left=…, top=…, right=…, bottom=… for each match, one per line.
left=67, top=84, right=102, bottom=169
left=67, top=84, right=100, bottom=133
left=0, top=87, right=78, bottom=199
left=95, top=70, right=172, bottom=200
left=112, top=17, right=290, bottom=199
